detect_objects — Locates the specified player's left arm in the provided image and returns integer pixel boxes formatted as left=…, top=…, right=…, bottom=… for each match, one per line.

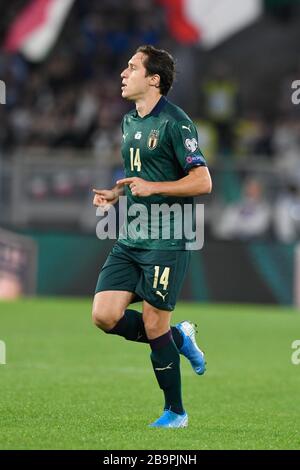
left=116, top=166, right=211, bottom=197
left=152, top=165, right=212, bottom=197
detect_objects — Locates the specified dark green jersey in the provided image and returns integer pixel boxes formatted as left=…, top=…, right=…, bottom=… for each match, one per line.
left=119, top=96, right=207, bottom=250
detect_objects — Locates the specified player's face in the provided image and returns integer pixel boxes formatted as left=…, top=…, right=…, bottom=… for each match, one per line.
left=120, top=52, right=152, bottom=101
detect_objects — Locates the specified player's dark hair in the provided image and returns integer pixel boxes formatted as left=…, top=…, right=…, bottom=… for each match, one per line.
left=136, top=45, right=175, bottom=96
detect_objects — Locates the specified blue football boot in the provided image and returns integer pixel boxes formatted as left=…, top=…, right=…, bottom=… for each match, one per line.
left=149, top=410, right=188, bottom=428
left=175, top=321, right=206, bottom=375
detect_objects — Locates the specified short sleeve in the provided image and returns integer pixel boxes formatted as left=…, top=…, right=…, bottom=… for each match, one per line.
left=170, top=120, right=207, bottom=173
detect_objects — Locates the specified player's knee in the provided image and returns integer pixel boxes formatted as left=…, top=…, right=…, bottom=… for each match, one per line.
left=92, top=306, right=118, bottom=331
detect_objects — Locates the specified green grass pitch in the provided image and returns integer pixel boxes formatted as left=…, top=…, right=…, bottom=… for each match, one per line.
left=0, top=298, right=300, bottom=450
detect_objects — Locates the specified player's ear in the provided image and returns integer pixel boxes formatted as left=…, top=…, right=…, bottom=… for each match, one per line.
left=149, top=74, right=160, bottom=89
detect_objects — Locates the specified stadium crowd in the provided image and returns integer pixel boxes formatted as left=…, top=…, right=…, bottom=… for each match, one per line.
left=0, top=0, right=300, bottom=242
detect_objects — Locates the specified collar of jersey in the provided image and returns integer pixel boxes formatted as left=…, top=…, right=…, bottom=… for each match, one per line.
left=133, top=96, right=167, bottom=120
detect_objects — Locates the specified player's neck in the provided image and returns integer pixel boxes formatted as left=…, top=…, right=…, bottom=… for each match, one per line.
left=135, top=93, right=162, bottom=118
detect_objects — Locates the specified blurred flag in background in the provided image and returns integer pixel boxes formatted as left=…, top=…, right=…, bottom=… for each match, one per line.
left=3, top=0, right=74, bottom=62
left=157, top=0, right=263, bottom=47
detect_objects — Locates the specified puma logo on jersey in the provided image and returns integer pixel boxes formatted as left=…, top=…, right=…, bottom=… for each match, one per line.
left=155, top=291, right=168, bottom=301
left=155, top=362, right=173, bottom=371
left=182, top=125, right=191, bottom=132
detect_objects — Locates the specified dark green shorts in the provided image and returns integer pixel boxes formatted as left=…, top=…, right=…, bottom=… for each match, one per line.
left=95, top=241, right=190, bottom=311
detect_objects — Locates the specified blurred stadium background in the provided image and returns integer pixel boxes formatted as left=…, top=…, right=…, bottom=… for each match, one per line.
left=1, top=0, right=300, bottom=451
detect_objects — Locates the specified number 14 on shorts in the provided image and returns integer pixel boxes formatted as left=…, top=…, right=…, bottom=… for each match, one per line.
left=153, top=266, right=170, bottom=290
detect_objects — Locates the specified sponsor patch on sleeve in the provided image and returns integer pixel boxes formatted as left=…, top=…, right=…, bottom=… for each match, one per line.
left=184, top=154, right=207, bottom=170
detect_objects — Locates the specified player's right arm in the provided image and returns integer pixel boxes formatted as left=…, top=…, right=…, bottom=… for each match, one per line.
left=92, top=184, right=124, bottom=208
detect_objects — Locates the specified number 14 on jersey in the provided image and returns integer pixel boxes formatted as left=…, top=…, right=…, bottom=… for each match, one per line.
left=130, top=147, right=142, bottom=172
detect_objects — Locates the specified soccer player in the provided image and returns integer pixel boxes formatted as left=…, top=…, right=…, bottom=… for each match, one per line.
left=92, top=45, right=212, bottom=428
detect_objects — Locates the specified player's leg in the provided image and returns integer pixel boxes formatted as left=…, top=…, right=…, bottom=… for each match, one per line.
left=143, top=302, right=183, bottom=412
left=93, top=242, right=150, bottom=341
left=136, top=250, right=205, bottom=427
left=93, top=290, right=151, bottom=342
left=92, top=290, right=135, bottom=331
left=135, top=249, right=205, bottom=374
left=143, top=301, right=188, bottom=428
left=135, top=250, right=189, bottom=428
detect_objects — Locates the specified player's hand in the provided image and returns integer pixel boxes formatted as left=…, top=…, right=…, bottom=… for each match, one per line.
left=92, top=189, right=119, bottom=210
left=116, top=177, right=155, bottom=197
